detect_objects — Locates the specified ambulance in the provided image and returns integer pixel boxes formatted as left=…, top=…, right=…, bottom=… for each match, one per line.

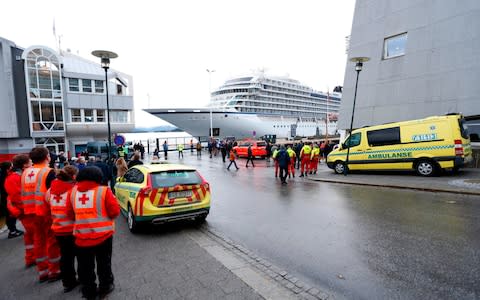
left=327, top=114, right=472, bottom=176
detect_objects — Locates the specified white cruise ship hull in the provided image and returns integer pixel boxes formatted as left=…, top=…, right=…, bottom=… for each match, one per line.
left=145, top=108, right=337, bottom=139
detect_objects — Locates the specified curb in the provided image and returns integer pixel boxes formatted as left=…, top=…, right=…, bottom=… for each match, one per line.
left=200, top=225, right=330, bottom=300
left=307, top=177, right=480, bottom=196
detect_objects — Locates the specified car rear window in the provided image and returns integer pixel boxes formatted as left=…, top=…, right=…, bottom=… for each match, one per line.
left=151, top=170, right=202, bottom=188
left=256, top=142, right=266, bottom=147
left=458, top=118, right=469, bottom=139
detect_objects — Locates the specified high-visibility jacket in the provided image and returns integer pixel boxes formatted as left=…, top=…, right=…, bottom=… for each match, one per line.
left=71, top=186, right=114, bottom=242
left=46, top=188, right=75, bottom=235
left=311, top=147, right=320, bottom=160
left=300, top=145, right=312, bottom=159
left=5, top=170, right=23, bottom=218
left=178, top=144, right=184, bottom=151
left=21, top=165, right=51, bottom=215
left=287, top=148, right=296, bottom=158
left=272, top=149, right=279, bottom=159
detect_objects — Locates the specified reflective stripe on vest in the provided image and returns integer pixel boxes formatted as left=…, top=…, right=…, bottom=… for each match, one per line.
left=48, top=189, right=74, bottom=234
left=21, top=167, right=50, bottom=215
left=72, top=186, right=114, bottom=239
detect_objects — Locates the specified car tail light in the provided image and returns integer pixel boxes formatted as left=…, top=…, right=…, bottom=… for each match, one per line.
left=139, top=186, right=152, bottom=196
left=203, top=182, right=210, bottom=191
left=454, top=139, right=464, bottom=156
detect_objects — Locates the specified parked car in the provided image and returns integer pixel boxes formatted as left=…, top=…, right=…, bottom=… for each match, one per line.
left=233, top=140, right=267, bottom=158
left=114, top=163, right=211, bottom=233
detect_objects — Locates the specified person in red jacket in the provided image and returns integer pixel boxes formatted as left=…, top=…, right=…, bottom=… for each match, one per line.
left=40, top=165, right=78, bottom=292
left=4, top=155, right=32, bottom=264
left=21, top=147, right=57, bottom=282
left=67, top=166, right=120, bottom=299
left=1, top=161, right=23, bottom=239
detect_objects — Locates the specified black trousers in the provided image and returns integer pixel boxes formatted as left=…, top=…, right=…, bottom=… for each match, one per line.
left=279, top=166, right=289, bottom=182
left=77, top=237, right=114, bottom=296
left=227, top=160, right=238, bottom=169
left=246, top=157, right=255, bottom=167
left=56, top=235, right=77, bottom=287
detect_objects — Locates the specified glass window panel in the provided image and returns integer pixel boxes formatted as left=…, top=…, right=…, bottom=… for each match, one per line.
left=54, top=122, right=64, bottom=130
left=38, top=70, right=52, bottom=90
left=69, top=78, right=79, bottom=92
left=84, top=109, right=93, bottom=122
left=54, top=102, right=63, bottom=121
left=384, top=33, right=407, bottom=59
left=31, top=101, right=41, bottom=121
left=71, top=109, right=81, bottom=122
left=52, top=71, right=61, bottom=90
left=41, top=101, right=54, bottom=121
left=40, top=90, right=52, bottom=99
left=32, top=49, right=42, bottom=56
left=30, top=88, right=39, bottom=98
left=28, top=69, right=38, bottom=88
left=32, top=123, right=43, bottom=131
left=96, top=110, right=105, bottom=122
left=95, top=80, right=104, bottom=93
left=82, top=79, right=92, bottom=93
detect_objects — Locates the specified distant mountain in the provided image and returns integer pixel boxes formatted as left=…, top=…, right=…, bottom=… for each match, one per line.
left=132, top=125, right=181, bottom=133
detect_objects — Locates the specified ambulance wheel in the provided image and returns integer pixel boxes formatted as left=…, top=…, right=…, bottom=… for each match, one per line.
left=127, top=204, right=140, bottom=233
left=415, top=159, right=436, bottom=177
left=333, top=161, right=345, bottom=174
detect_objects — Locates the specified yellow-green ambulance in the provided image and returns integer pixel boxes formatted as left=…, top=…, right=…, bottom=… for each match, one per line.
left=327, top=114, right=472, bottom=176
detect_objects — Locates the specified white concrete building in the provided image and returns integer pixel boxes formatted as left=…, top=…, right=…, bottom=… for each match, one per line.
left=0, top=37, right=134, bottom=160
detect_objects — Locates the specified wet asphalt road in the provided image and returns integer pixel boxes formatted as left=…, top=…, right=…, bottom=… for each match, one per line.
left=171, top=152, right=480, bottom=299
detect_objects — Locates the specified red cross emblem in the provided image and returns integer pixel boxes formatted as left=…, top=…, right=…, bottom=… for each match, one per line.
left=79, top=194, right=89, bottom=205
left=27, top=171, right=35, bottom=180
left=53, top=194, right=63, bottom=203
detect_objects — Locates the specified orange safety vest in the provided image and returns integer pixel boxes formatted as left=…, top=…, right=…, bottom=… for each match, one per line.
left=46, top=189, right=75, bottom=234
left=21, top=166, right=51, bottom=215
left=71, top=186, right=114, bottom=240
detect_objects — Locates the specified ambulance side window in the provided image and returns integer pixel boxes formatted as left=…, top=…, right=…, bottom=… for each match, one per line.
left=345, top=132, right=362, bottom=148
left=367, top=127, right=400, bottom=146
left=124, top=169, right=144, bottom=184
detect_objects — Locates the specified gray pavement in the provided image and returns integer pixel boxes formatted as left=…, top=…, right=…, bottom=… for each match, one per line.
left=309, top=162, right=480, bottom=195
left=0, top=216, right=299, bottom=300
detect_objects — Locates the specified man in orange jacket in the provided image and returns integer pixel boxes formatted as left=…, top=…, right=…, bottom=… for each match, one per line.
left=40, top=165, right=78, bottom=292
left=4, top=155, right=32, bottom=264
left=21, top=147, right=57, bottom=282
left=67, top=166, right=120, bottom=299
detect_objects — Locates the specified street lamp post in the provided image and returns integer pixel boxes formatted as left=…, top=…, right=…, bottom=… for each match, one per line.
left=92, top=50, right=118, bottom=173
left=344, top=56, right=369, bottom=176
left=206, top=69, right=215, bottom=139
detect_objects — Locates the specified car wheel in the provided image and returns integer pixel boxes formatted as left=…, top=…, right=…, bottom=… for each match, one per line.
left=127, top=204, right=140, bottom=233
left=334, top=161, right=345, bottom=174
left=416, top=159, right=436, bottom=177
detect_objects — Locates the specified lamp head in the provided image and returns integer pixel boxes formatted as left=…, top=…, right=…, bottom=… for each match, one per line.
left=349, top=56, right=370, bottom=72
left=92, top=50, right=118, bottom=70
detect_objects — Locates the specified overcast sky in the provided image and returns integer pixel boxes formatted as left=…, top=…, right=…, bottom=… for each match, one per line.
left=1, top=0, right=355, bottom=126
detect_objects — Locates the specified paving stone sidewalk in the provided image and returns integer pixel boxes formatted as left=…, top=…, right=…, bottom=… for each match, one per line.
left=0, top=219, right=270, bottom=300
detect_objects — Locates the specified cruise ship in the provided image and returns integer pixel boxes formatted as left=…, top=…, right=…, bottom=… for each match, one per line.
left=145, top=74, right=341, bottom=139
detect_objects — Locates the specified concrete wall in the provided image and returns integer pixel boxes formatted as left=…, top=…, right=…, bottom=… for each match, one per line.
left=0, top=38, right=20, bottom=138
left=340, top=0, right=480, bottom=129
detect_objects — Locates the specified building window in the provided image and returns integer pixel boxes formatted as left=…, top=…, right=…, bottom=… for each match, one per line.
left=84, top=109, right=94, bottom=122
left=96, top=110, right=106, bottom=122
left=35, top=137, right=65, bottom=154
left=71, top=109, right=82, bottom=122
left=384, top=33, right=407, bottom=59
left=69, top=78, right=79, bottom=92
left=117, top=84, right=123, bottom=95
left=82, top=79, right=92, bottom=93
left=95, top=80, right=104, bottom=93
left=110, top=110, right=129, bottom=123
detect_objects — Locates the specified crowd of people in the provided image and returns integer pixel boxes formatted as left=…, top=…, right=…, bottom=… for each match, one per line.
left=0, top=146, right=120, bottom=299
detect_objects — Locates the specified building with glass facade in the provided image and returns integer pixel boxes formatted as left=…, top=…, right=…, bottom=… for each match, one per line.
left=339, top=0, right=480, bottom=144
left=0, top=37, right=134, bottom=160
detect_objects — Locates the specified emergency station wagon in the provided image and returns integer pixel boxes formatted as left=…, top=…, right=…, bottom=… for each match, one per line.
left=114, top=163, right=211, bottom=233
left=233, top=140, right=267, bottom=158
left=327, top=114, right=472, bottom=176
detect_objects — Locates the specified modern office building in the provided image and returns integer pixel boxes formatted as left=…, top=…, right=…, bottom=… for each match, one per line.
left=339, top=0, right=480, bottom=142
left=0, top=36, right=134, bottom=160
